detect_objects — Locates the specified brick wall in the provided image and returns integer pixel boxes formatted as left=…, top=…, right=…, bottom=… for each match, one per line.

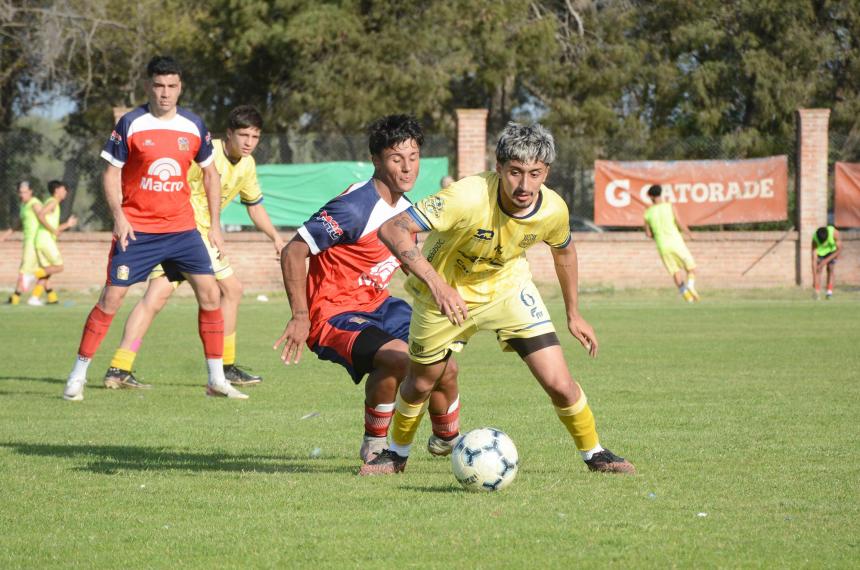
left=796, top=109, right=830, bottom=286
left=456, top=109, right=489, bottom=179
left=3, top=230, right=857, bottom=293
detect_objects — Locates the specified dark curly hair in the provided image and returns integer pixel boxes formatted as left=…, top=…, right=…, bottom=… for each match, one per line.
left=367, top=114, right=424, bottom=156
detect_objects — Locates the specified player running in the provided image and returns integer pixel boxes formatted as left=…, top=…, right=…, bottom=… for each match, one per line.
left=100, top=105, right=284, bottom=392
left=5, top=181, right=42, bottom=305
left=362, top=122, right=635, bottom=476
left=29, top=180, right=78, bottom=306
left=275, top=114, right=461, bottom=463
left=811, top=224, right=842, bottom=300
left=643, top=184, right=699, bottom=302
left=63, top=55, right=242, bottom=401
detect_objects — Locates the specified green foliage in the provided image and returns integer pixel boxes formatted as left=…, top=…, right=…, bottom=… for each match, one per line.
left=3, top=1, right=859, bottom=158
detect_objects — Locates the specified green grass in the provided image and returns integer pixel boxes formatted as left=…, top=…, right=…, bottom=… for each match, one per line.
left=1, top=288, right=859, bottom=568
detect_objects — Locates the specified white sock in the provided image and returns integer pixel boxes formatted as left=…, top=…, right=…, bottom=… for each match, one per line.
left=389, top=442, right=412, bottom=457
left=687, top=277, right=696, bottom=289
left=207, top=358, right=226, bottom=385
left=70, top=356, right=91, bottom=380
left=580, top=443, right=604, bottom=461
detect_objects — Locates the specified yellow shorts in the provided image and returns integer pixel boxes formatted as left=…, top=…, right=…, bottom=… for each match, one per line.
left=148, top=234, right=233, bottom=285
left=35, top=238, right=63, bottom=267
left=658, top=243, right=695, bottom=275
left=19, top=241, right=39, bottom=274
left=408, top=280, right=557, bottom=364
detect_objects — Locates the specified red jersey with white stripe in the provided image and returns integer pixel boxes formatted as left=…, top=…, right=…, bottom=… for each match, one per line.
left=297, top=179, right=412, bottom=345
left=101, top=104, right=214, bottom=233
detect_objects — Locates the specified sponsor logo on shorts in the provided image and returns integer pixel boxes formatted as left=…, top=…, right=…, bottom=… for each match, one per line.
left=144, top=139, right=155, bottom=147
left=473, top=229, right=494, bottom=241
left=410, top=341, right=424, bottom=355
left=117, top=265, right=130, bottom=281
left=140, top=158, right=184, bottom=192
left=177, top=137, right=189, bottom=151
left=317, top=209, right=343, bottom=240
left=349, top=317, right=368, bottom=325
left=518, top=233, right=537, bottom=248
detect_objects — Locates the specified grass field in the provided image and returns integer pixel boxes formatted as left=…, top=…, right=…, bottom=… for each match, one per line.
left=1, top=288, right=859, bottom=568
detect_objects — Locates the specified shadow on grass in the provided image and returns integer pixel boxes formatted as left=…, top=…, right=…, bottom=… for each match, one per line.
left=0, top=441, right=356, bottom=475
left=399, top=484, right=462, bottom=494
left=0, top=375, right=64, bottom=384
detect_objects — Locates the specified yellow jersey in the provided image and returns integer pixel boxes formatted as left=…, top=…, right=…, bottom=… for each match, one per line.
left=407, top=172, right=571, bottom=305
left=187, top=138, right=263, bottom=233
left=35, top=197, right=60, bottom=244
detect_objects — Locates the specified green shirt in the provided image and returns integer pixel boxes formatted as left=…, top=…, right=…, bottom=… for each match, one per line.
left=812, top=225, right=837, bottom=257
left=20, top=197, right=43, bottom=244
left=35, top=197, right=60, bottom=244
left=644, top=202, right=684, bottom=250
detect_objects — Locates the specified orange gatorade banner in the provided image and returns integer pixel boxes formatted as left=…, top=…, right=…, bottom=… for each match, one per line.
left=594, top=156, right=788, bottom=226
left=835, top=162, right=860, bottom=227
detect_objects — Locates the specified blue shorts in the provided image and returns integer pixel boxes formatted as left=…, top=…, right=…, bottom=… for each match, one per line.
left=106, top=230, right=214, bottom=286
left=312, top=296, right=411, bottom=384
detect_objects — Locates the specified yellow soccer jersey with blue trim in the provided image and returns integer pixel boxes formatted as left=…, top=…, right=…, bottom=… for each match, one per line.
left=188, top=138, right=262, bottom=232
left=406, top=172, right=571, bottom=305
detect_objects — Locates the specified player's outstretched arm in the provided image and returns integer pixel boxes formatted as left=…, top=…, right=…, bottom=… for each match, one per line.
left=551, top=240, right=598, bottom=358
left=246, top=203, right=285, bottom=255
left=379, top=212, right=469, bottom=325
left=273, top=235, right=312, bottom=364
left=104, top=164, right=134, bottom=251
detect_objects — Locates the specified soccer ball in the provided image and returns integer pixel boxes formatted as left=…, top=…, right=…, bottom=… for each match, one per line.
left=451, top=427, right=519, bottom=492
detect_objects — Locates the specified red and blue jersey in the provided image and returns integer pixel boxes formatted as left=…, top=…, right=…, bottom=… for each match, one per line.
left=101, top=104, right=214, bottom=233
left=297, top=180, right=412, bottom=346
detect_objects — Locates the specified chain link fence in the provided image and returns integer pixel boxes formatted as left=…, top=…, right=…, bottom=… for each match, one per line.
left=0, top=129, right=453, bottom=231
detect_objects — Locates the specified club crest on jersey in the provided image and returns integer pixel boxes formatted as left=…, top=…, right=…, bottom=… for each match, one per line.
left=117, top=265, right=130, bottom=281
left=473, top=228, right=494, bottom=241
left=140, top=157, right=184, bottom=192
left=518, top=233, right=537, bottom=248
left=177, top=137, right=190, bottom=151
left=423, top=195, right=445, bottom=218
left=109, top=130, right=122, bottom=144
left=317, top=209, right=343, bottom=240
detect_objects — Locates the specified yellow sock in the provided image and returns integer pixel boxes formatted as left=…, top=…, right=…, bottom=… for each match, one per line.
left=223, top=332, right=236, bottom=366
left=390, top=389, right=427, bottom=447
left=34, top=268, right=47, bottom=279
left=109, top=348, right=137, bottom=372
left=9, top=293, right=20, bottom=305
left=47, top=290, right=58, bottom=303
left=31, top=284, right=45, bottom=298
left=555, top=390, right=599, bottom=451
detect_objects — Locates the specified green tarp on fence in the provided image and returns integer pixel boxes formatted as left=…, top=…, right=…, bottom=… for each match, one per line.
left=221, top=157, right=449, bottom=227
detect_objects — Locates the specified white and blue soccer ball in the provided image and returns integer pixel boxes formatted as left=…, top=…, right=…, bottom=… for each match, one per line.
left=451, top=427, right=519, bottom=492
